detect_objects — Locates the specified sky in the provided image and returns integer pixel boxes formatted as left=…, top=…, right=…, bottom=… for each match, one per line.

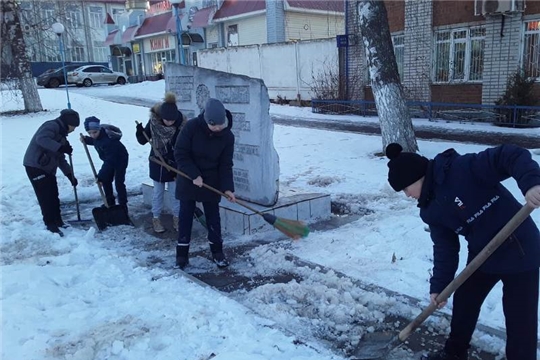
left=1, top=81, right=539, bottom=360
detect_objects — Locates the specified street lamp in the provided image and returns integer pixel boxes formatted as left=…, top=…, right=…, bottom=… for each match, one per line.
left=51, top=22, right=71, bottom=109
left=169, top=0, right=186, bottom=65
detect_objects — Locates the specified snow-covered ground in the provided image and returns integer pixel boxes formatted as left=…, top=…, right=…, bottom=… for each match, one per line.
left=1, top=81, right=539, bottom=360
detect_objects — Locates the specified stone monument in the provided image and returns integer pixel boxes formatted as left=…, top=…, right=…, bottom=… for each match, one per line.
left=164, top=63, right=280, bottom=207
left=141, top=63, right=331, bottom=235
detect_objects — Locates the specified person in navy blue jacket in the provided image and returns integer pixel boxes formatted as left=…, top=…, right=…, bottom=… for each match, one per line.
left=81, top=116, right=129, bottom=211
left=174, top=98, right=236, bottom=269
left=385, top=143, right=540, bottom=360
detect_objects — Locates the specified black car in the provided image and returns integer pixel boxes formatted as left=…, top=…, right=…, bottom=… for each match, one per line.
left=37, top=65, right=80, bottom=88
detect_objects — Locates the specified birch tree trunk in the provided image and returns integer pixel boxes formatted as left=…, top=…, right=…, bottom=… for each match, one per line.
left=357, top=0, right=418, bottom=152
left=1, top=0, right=43, bottom=113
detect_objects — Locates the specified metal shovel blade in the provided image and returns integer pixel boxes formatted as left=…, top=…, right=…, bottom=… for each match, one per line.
left=92, top=205, right=132, bottom=231
left=67, top=218, right=94, bottom=227
left=351, top=332, right=401, bottom=360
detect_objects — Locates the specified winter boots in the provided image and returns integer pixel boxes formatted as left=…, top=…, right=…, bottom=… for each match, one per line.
left=176, top=243, right=189, bottom=270
left=175, top=243, right=230, bottom=269
left=421, top=350, right=468, bottom=360
left=46, top=223, right=64, bottom=237
left=212, top=252, right=229, bottom=268
left=152, top=218, right=165, bottom=233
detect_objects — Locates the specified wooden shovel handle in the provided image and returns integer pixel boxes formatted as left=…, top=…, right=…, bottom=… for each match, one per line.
left=398, top=203, right=535, bottom=341
left=80, top=133, right=109, bottom=208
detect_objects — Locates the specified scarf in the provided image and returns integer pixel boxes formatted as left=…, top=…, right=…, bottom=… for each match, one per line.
left=149, top=115, right=177, bottom=155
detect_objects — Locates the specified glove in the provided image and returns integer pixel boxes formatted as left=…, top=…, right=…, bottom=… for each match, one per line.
left=136, top=123, right=144, bottom=134
left=67, top=174, right=78, bottom=187
left=59, top=143, right=73, bottom=155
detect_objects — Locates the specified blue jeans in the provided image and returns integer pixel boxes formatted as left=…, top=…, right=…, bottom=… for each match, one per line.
left=152, top=181, right=180, bottom=218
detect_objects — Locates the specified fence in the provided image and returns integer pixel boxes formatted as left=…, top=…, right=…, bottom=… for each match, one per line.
left=312, top=99, right=540, bottom=128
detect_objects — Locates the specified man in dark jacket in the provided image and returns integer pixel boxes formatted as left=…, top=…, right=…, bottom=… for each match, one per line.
left=385, top=143, right=540, bottom=360
left=174, top=98, right=236, bottom=269
left=23, top=109, right=80, bottom=236
left=81, top=116, right=129, bottom=209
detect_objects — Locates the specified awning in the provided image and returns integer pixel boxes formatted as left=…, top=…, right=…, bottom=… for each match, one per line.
left=191, top=6, right=215, bottom=28
left=104, top=29, right=120, bottom=45
left=111, top=46, right=132, bottom=57
left=181, top=32, right=204, bottom=45
left=122, top=26, right=138, bottom=43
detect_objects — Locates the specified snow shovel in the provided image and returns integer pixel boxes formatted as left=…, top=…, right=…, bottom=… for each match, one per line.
left=66, top=153, right=93, bottom=226
left=351, top=203, right=535, bottom=360
left=81, top=134, right=132, bottom=231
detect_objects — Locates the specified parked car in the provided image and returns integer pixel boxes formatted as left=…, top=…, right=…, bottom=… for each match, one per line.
left=36, top=65, right=81, bottom=88
left=67, top=65, right=128, bottom=87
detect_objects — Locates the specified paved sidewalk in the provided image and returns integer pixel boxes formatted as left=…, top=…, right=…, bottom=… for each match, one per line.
left=132, top=210, right=500, bottom=360
left=98, top=95, right=539, bottom=149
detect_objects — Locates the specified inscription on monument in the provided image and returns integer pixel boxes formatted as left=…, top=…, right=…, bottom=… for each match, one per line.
left=230, top=112, right=250, bottom=136
left=233, top=168, right=250, bottom=192
left=215, top=86, right=250, bottom=104
left=169, top=76, right=194, bottom=102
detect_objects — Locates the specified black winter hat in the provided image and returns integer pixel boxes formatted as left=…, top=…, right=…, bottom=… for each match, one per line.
left=59, top=109, right=80, bottom=127
left=386, top=143, right=429, bottom=192
left=160, top=92, right=178, bottom=121
left=203, top=98, right=226, bottom=126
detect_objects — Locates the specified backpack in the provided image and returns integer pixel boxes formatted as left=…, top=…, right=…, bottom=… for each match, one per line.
left=101, top=124, right=122, bottom=140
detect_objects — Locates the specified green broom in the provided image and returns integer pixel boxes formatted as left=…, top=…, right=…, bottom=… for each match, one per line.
left=137, top=121, right=309, bottom=239
left=150, top=157, right=309, bottom=239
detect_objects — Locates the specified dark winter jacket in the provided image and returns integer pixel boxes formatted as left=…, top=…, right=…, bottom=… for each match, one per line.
left=174, top=110, right=235, bottom=202
left=136, top=103, right=185, bottom=183
left=418, top=145, right=540, bottom=294
left=23, top=118, right=73, bottom=176
left=83, top=125, right=128, bottom=180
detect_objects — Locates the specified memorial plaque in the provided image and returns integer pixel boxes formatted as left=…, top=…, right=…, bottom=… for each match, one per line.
left=165, top=64, right=279, bottom=206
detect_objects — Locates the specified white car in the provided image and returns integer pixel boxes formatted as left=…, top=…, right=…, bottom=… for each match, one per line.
left=67, top=65, right=128, bottom=87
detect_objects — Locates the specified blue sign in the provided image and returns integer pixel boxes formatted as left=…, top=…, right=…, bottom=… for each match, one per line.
left=336, top=35, right=348, bottom=48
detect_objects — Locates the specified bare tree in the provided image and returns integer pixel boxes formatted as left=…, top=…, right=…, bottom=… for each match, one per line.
left=1, top=0, right=43, bottom=112
left=357, top=0, right=418, bottom=152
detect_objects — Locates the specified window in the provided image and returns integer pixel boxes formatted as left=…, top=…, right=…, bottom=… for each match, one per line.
left=89, top=7, right=103, bottom=29
left=93, top=40, right=108, bottom=62
left=434, top=27, right=485, bottom=83
left=523, top=20, right=540, bottom=79
left=112, top=8, right=124, bottom=26
left=227, top=25, right=238, bottom=46
left=83, top=66, right=100, bottom=73
left=70, top=46, right=85, bottom=62
left=392, top=34, right=404, bottom=81
left=67, top=10, right=82, bottom=28
left=40, top=3, right=55, bottom=26
left=44, top=40, right=61, bottom=62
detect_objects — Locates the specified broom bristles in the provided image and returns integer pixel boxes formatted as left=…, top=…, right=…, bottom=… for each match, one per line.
left=273, top=218, right=310, bottom=240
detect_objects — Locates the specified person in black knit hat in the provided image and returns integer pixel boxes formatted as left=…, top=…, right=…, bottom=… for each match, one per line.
left=385, top=143, right=540, bottom=360
left=136, top=92, right=186, bottom=233
left=23, top=109, right=80, bottom=236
